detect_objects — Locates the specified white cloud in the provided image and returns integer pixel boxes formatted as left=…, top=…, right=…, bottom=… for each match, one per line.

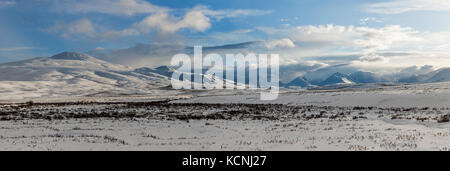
left=101, top=28, right=140, bottom=39
left=365, top=0, right=450, bottom=14
left=46, top=18, right=97, bottom=39
left=257, top=24, right=447, bottom=69
left=260, top=24, right=422, bottom=54
left=191, top=31, right=259, bottom=45
left=260, top=24, right=450, bottom=71
left=52, top=1, right=271, bottom=18
left=101, top=4, right=269, bottom=38
left=46, top=3, right=270, bottom=40
left=350, top=52, right=450, bottom=70
left=192, top=5, right=272, bottom=20
left=0, top=46, right=34, bottom=52
left=47, top=10, right=211, bottom=40
left=291, top=25, right=358, bottom=46
left=101, top=9, right=211, bottom=39
left=259, top=24, right=361, bottom=54
left=0, top=0, right=15, bottom=8
left=212, top=9, right=272, bottom=18
left=357, top=54, right=390, bottom=63
left=194, top=6, right=272, bottom=20
left=137, top=10, right=211, bottom=34
left=354, top=25, right=421, bottom=54
left=360, top=17, right=382, bottom=25
left=67, top=19, right=96, bottom=37
left=265, top=38, right=296, bottom=49
left=94, top=47, right=105, bottom=51
left=54, top=0, right=168, bottom=16
left=232, top=29, right=254, bottom=34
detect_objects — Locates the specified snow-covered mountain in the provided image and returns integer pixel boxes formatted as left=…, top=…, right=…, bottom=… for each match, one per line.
left=425, top=68, right=450, bottom=83
left=84, top=42, right=450, bottom=88
left=281, top=77, right=311, bottom=87
left=0, top=52, right=170, bottom=84
left=281, top=71, right=379, bottom=87
left=2, top=50, right=450, bottom=101
left=396, top=67, right=449, bottom=83
left=349, top=71, right=386, bottom=84
left=0, top=52, right=171, bottom=99
left=136, top=65, right=249, bottom=89
left=281, top=68, right=450, bottom=88
left=86, top=41, right=268, bottom=68
left=134, top=65, right=175, bottom=78
left=318, top=72, right=356, bottom=86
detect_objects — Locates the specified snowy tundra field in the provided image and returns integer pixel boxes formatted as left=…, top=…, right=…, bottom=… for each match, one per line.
left=1, top=82, right=450, bottom=151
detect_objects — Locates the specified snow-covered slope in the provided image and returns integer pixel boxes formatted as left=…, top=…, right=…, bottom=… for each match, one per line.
left=282, top=77, right=311, bottom=87
left=0, top=52, right=129, bottom=81
left=349, top=71, right=385, bottom=84
left=425, top=68, right=450, bottom=83
left=318, top=72, right=355, bottom=86
left=86, top=42, right=267, bottom=68
left=2, top=51, right=450, bottom=101
left=0, top=52, right=171, bottom=100
left=134, top=65, right=175, bottom=78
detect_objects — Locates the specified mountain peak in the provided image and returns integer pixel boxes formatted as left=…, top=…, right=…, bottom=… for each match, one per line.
left=426, top=68, right=450, bottom=83
left=350, top=71, right=383, bottom=83
left=134, top=66, right=175, bottom=78
left=330, top=72, right=347, bottom=77
left=319, top=72, right=355, bottom=86
left=283, top=77, right=311, bottom=87
left=155, top=65, right=174, bottom=71
left=50, top=52, right=93, bottom=61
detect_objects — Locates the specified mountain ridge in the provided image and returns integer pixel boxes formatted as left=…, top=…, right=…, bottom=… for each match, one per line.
left=2, top=51, right=450, bottom=91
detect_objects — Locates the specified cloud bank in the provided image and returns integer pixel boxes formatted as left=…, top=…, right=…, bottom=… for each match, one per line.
left=44, top=1, right=271, bottom=41
left=53, top=0, right=169, bottom=16
left=365, top=0, right=450, bottom=14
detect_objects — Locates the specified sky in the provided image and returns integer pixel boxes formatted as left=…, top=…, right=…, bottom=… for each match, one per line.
left=2, top=0, right=450, bottom=77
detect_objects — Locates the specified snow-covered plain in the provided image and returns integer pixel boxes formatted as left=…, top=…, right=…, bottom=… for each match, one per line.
left=1, top=101, right=450, bottom=151
left=175, top=82, right=450, bottom=108
left=2, top=118, right=450, bottom=151
left=1, top=82, right=450, bottom=151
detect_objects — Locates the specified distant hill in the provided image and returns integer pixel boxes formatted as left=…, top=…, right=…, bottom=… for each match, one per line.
left=318, top=72, right=356, bottom=86
left=0, top=52, right=171, bottom=99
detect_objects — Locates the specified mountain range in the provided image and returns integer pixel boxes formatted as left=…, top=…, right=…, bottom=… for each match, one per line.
left=283, top=69, right=450, bottom=88
left=0, top=52, right=173, bottom=99
left=1, top=50, right=450, bottom=100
